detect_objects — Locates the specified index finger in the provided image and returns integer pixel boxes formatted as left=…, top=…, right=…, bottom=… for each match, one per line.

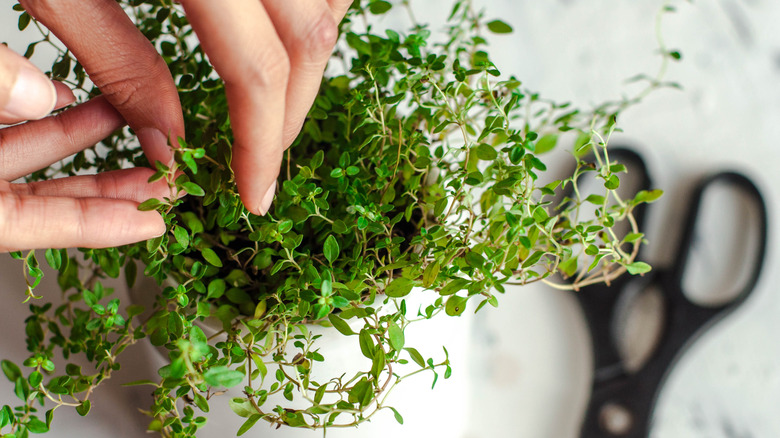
left=20, top=0, right=184, bottom=167
left=179, top=0, right=286, bottom=215
left=0, top=191, right=165, bottom=252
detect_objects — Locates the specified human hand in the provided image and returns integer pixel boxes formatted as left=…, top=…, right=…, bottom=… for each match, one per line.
left=176, top=0, right=354, bottom=215
left=22, top=0, right=351, bottom=218
left=0, top=44, right=167, bottom=251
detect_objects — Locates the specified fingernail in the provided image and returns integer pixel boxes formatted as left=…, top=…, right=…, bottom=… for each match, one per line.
left=128, top=211, right=166, bottom=245
left=53, top=81, right=76, bottom=109
left=4, top=66, right=56, bottom=120
left=146, top=212, right=167, bottom=238
left=136, top=128, right=173, bottom=167
left=258, top=181, right=277, bottom=216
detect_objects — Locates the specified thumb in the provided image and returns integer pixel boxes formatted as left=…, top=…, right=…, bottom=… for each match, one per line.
left=0, top=44, right=57, bottom=124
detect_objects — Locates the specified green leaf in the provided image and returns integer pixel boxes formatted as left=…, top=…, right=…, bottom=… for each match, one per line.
left=181, top=182, right=205, bottom=196
left=439, top=278, right=469, bottom=296
left=584, top=194, right=605, bottom=205
left=623, top=232, right=644, bottom=244
left=559, top=256, right=578, bottom=277
left=310, top=150, right=324, bottom=169
left=534, top=134, right=558, bottom=154
left=194, top=393, right=209, bottom=413
left=207, top=278, right=226, bottom=299
left=634, top=189, right=663, bottom=204
left=204, top=366, right=244, bottom=388
left=314, top=384, right=327, bottom=405
left=229, top=398, right=255, bottom=418
left=405, top=348, right=426, bottom=368
left=189, top=325, right=208, bottom=353
left=1, top=361, right=21, bottom=382
left=369, top=0, right=392, bottom=14
left=487, top=19, right=513, bottom=34
left=604, top=174, right=620, bottom=190
left=324, top=235, right=340, bottom=264
left=433, top=197, right=448, bottom=217
left=252, top=355, right=267, bottom=382
left=610, top=163, right=627, bottom=174
left=122, top=379, right=157, bottom=387
left=371, top=349, right=386, bottom=380
left=173, top=226, right=190, bottom=248
left=445, top=295, right=468, bottom=316
left=388, top=322, right=404, bottom=350
left=76, top=400, right=91, bottom=417
left=358, top=330, right=375, bottom=359
left=332, top=219, right=349, bottom=234
left=328, top=314, right=354, bottom=336
left=332, top=295, right=349, bottom=308
left=181, top=211, right=205, bottom=234
left=137, top=198, right=162, bottom=211
left=28, top=371, right=42, bottom=387
left=522, top=251, right=545, bottom=269
left=18, top=12, right=30, bottom=31
left=385, top=277, right=414, bottom=298
left=320, top=278, right=333, bottom=296
left=475, top=143, right=498, bottom=161
left=201, top=248, right=223, bottom=267
left=509, top=145, right=524, bottom=163
left=125, top=260, right=138, bottom=289
left=389, top=407, right=404, bottom=424
left=277, top=219, right=294, bottom=234
left=147, top=419, right=163, bottom=432
left=348, top=377, right=373, bottom=407
left=237, top=414, right=262, bottom=436
left=422, top=261, right=440, bottom=288
left=0, top=405, right=12, bottom=428
left=465, top=251, right=485, bottom=269
left=625, top=261, right=652, bottom=275
left=27, top=416, right=49, bottom=433
left=44, top=249, right=62, bottom=271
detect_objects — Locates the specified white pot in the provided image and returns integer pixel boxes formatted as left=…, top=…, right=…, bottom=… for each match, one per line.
left=128, top=275, right=473, bottom=437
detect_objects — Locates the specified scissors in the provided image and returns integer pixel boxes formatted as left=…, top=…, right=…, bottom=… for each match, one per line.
left=568, top=147, right=769, bottom=438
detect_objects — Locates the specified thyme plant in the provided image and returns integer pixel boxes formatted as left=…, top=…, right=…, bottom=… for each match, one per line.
left=2, top=0, right=673, bottom=436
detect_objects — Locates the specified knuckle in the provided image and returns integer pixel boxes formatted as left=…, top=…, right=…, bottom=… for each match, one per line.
left=91, top=50, right=170, bottom=110
left=94, top=171, right=121, bottom=199
left=300, top=11, right=339, bottom=58
left=0, top=130, right=10, bottom=179
left=243, top=44, right=291, bottom=88
left=9, top=182, right=34, bottom=197
left=0, top=192, right=22, bottom=248
left=50, top=111, right=80, bottom=153
left=75, top=198, right=90, bottom=243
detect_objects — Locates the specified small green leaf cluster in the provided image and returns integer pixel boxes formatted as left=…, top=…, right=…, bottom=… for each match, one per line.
left=1, top=249, right=141, bottom=438
left=3, top=0, right=672, bottom=436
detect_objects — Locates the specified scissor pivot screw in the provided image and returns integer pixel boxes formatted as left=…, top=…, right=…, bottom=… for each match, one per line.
left=598, top=402, right=633, bottom=435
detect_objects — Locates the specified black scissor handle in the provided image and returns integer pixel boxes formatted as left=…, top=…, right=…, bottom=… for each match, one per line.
left=579, top=170, right=768, bottom=438
left=669, top=171, right=768, bottom=313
